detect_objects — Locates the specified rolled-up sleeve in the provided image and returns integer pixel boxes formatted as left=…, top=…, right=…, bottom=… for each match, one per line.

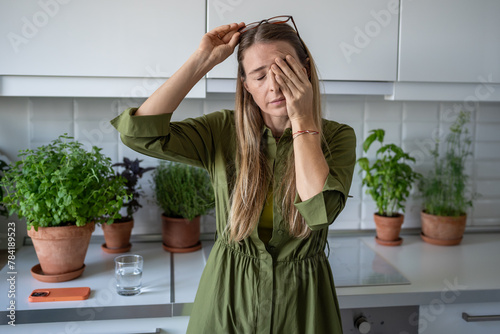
left=294, top=124, right=356, bottom=231
left=111, top=108, right=172, bottom=137
left=110, top=108, right=233, bottom=169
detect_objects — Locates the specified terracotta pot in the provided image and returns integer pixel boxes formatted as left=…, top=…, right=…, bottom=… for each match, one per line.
left=374, top=213, right=404, bottom=246
left=161, top=214, right=201, bottom=252
left=102, top=219, right=134, bottom=250
left=28, top=223, right=95, bottom=277
left=421, top=211, right=466, bottom=246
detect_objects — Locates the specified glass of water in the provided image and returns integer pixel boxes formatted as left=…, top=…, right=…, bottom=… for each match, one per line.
left=114, top=254, right=143, bottom=296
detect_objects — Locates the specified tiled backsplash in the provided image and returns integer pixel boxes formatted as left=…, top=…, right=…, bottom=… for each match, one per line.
left=1, top=95, right=499, bottom=248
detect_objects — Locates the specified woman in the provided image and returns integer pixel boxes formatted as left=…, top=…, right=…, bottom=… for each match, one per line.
left=112, top=16, right=355, bottom=334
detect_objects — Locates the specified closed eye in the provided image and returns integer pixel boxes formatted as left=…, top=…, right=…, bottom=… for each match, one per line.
left=257, top=75, right=266, bottom=81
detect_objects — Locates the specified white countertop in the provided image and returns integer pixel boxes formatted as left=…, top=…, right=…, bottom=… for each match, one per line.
left=1, top=242, right=171, bottom=318
left=337, top=233, right=500, bottom=308
left=1, top=232, right=500, bottom=327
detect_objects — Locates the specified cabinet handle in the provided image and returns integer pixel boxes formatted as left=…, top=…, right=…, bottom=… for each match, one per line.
left=462, top=312, right=500, bottom=322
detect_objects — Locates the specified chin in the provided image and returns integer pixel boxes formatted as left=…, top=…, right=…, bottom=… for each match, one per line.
left=261, top=107, right=288, bottom=118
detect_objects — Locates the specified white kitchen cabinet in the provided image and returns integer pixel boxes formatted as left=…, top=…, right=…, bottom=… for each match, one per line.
left=419, top=302, right=500, bottom=334
left=398, top=0, right=500, bottom=84
left=207, top=0, right=399, bottom=82
left=0, top=0, right=206, bottom=97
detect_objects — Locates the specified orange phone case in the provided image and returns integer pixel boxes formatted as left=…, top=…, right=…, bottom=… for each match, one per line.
left=29, top=287, right=91, bottom=302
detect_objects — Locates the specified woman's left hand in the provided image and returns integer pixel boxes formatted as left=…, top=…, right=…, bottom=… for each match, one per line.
left=271, top=55, right=313, bottom=123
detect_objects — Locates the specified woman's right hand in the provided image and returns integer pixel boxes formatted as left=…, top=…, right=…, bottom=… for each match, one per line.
left=197, top=22, right=245, bottom=66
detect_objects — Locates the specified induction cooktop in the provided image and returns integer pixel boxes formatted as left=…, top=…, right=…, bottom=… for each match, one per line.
left=328, top=237, right=410, bottom=287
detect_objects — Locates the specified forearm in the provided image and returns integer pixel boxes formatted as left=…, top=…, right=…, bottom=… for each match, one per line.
left=291, top=119, right=329, bottom=201
left=136, top=50, right=215, bottom=116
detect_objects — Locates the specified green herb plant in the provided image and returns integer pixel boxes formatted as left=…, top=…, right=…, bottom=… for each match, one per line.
left=1, top=134, right=128, bottom=230
left=358, top=129, right=421, bottom=217
left=0, top=159, right=9, bottom=218
left=419, top=111, right=475, bottom=217
left=152, top=161, right=215, bottom=221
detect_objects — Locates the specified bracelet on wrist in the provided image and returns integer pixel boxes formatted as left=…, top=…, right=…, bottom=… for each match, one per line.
left=292, top=130, right=319, bottom=139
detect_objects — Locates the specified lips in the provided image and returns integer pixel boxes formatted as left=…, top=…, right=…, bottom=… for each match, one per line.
left=270, top=97, right=286, bottom=104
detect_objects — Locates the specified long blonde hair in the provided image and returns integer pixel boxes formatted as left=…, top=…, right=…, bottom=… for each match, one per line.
left=228, top=22, right=323, bottom=242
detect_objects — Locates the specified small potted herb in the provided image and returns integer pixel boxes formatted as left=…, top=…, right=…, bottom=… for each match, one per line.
left=101, top=158, right=155, bottom=253
left=419, top=111, right=476, bottom=245
left=152, top=161, right=215, bottom=253
left=1, top=135, right=127, bottom=281
left=358, top=129, right=421, bottom=246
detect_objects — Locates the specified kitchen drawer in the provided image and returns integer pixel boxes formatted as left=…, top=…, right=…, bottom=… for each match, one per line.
left=419, top=302, right=500, bottom=334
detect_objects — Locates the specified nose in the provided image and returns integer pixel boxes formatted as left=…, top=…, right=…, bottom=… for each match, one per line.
left=267, top=68, right=280, bottom=92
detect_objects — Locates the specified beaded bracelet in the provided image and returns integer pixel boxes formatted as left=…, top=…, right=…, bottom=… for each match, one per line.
left=292, top=130, right=319, bottom=139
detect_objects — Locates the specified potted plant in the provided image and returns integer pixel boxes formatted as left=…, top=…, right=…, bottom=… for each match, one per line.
left=358, top=129, right=421, bottom=246
left=419, top=111, right=475, bottom=246
left=101, top=158, right=155, bottom=253
left=152, top=161, right=215, bottom=253
left=1, top=134, right=127, bottom=282
left=0, top=159, right=9, bottom=218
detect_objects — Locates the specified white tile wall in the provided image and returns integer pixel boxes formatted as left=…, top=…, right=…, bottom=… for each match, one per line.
left=1, top=96, right=500, bottom=249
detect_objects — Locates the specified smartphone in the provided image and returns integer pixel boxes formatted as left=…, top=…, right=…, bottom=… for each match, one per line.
left=29, top=287, right=91, bottom=302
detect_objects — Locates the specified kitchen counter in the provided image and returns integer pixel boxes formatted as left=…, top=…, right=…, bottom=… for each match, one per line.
left=1, top=232, right=500, bottom=333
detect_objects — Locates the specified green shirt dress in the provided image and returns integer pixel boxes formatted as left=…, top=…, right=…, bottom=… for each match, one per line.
left=111, top=108, right=356, bottom=334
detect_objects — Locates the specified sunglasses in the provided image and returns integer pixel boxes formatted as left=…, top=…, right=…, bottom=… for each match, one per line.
left=238, top=15, right=306, bottom=50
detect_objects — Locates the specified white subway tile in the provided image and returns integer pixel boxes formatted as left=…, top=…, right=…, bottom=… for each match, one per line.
left=403, top=102, right=439, bottom=121
left=30, top=120, right=74, bottom=143
left=473, top=199, right=500, bottom=219
left=324, top=99, right=364, bottom=122
left=75, top=121, right=118, bottom=147
left=475, top=142, right=500, bottom=160
left=402, top=121, right=439, bottom=141
left=475, top=161, right=500, bottom=179
left=171, top=99, right=204, bottom=121
left=336, top=199, right=361, bottom=223
left=0, top=97, right=30, bottom=161
left=74, top=98, right=120, bottom=120
left=204, top=93, right=236, bottom=115
left=117, top=98, right=147, bottom=111
left=476, top=180, right=500, bottom=197
left=30, top=97, right=73, bottom=120
left=477, top=103, right=500, bottom=122
left=330, top=219, right=360, bottom=230
left=475, top=122, right=500, bottom=142
left=365, top=101, right=402, bottom=121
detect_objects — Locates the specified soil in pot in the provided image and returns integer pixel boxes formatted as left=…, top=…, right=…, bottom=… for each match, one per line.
left=101, top=219, right=134, bottom=253
left=161, top=215, right=201, bottom=253
left=28, top=223, right=95, bottom=280
left=374, top=213, right=404, bottom=246
left=420, top=211, right=466, bottom=246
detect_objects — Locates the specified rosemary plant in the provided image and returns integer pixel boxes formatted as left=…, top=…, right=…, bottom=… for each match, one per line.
left=152, top=161, right=215, bottom=221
